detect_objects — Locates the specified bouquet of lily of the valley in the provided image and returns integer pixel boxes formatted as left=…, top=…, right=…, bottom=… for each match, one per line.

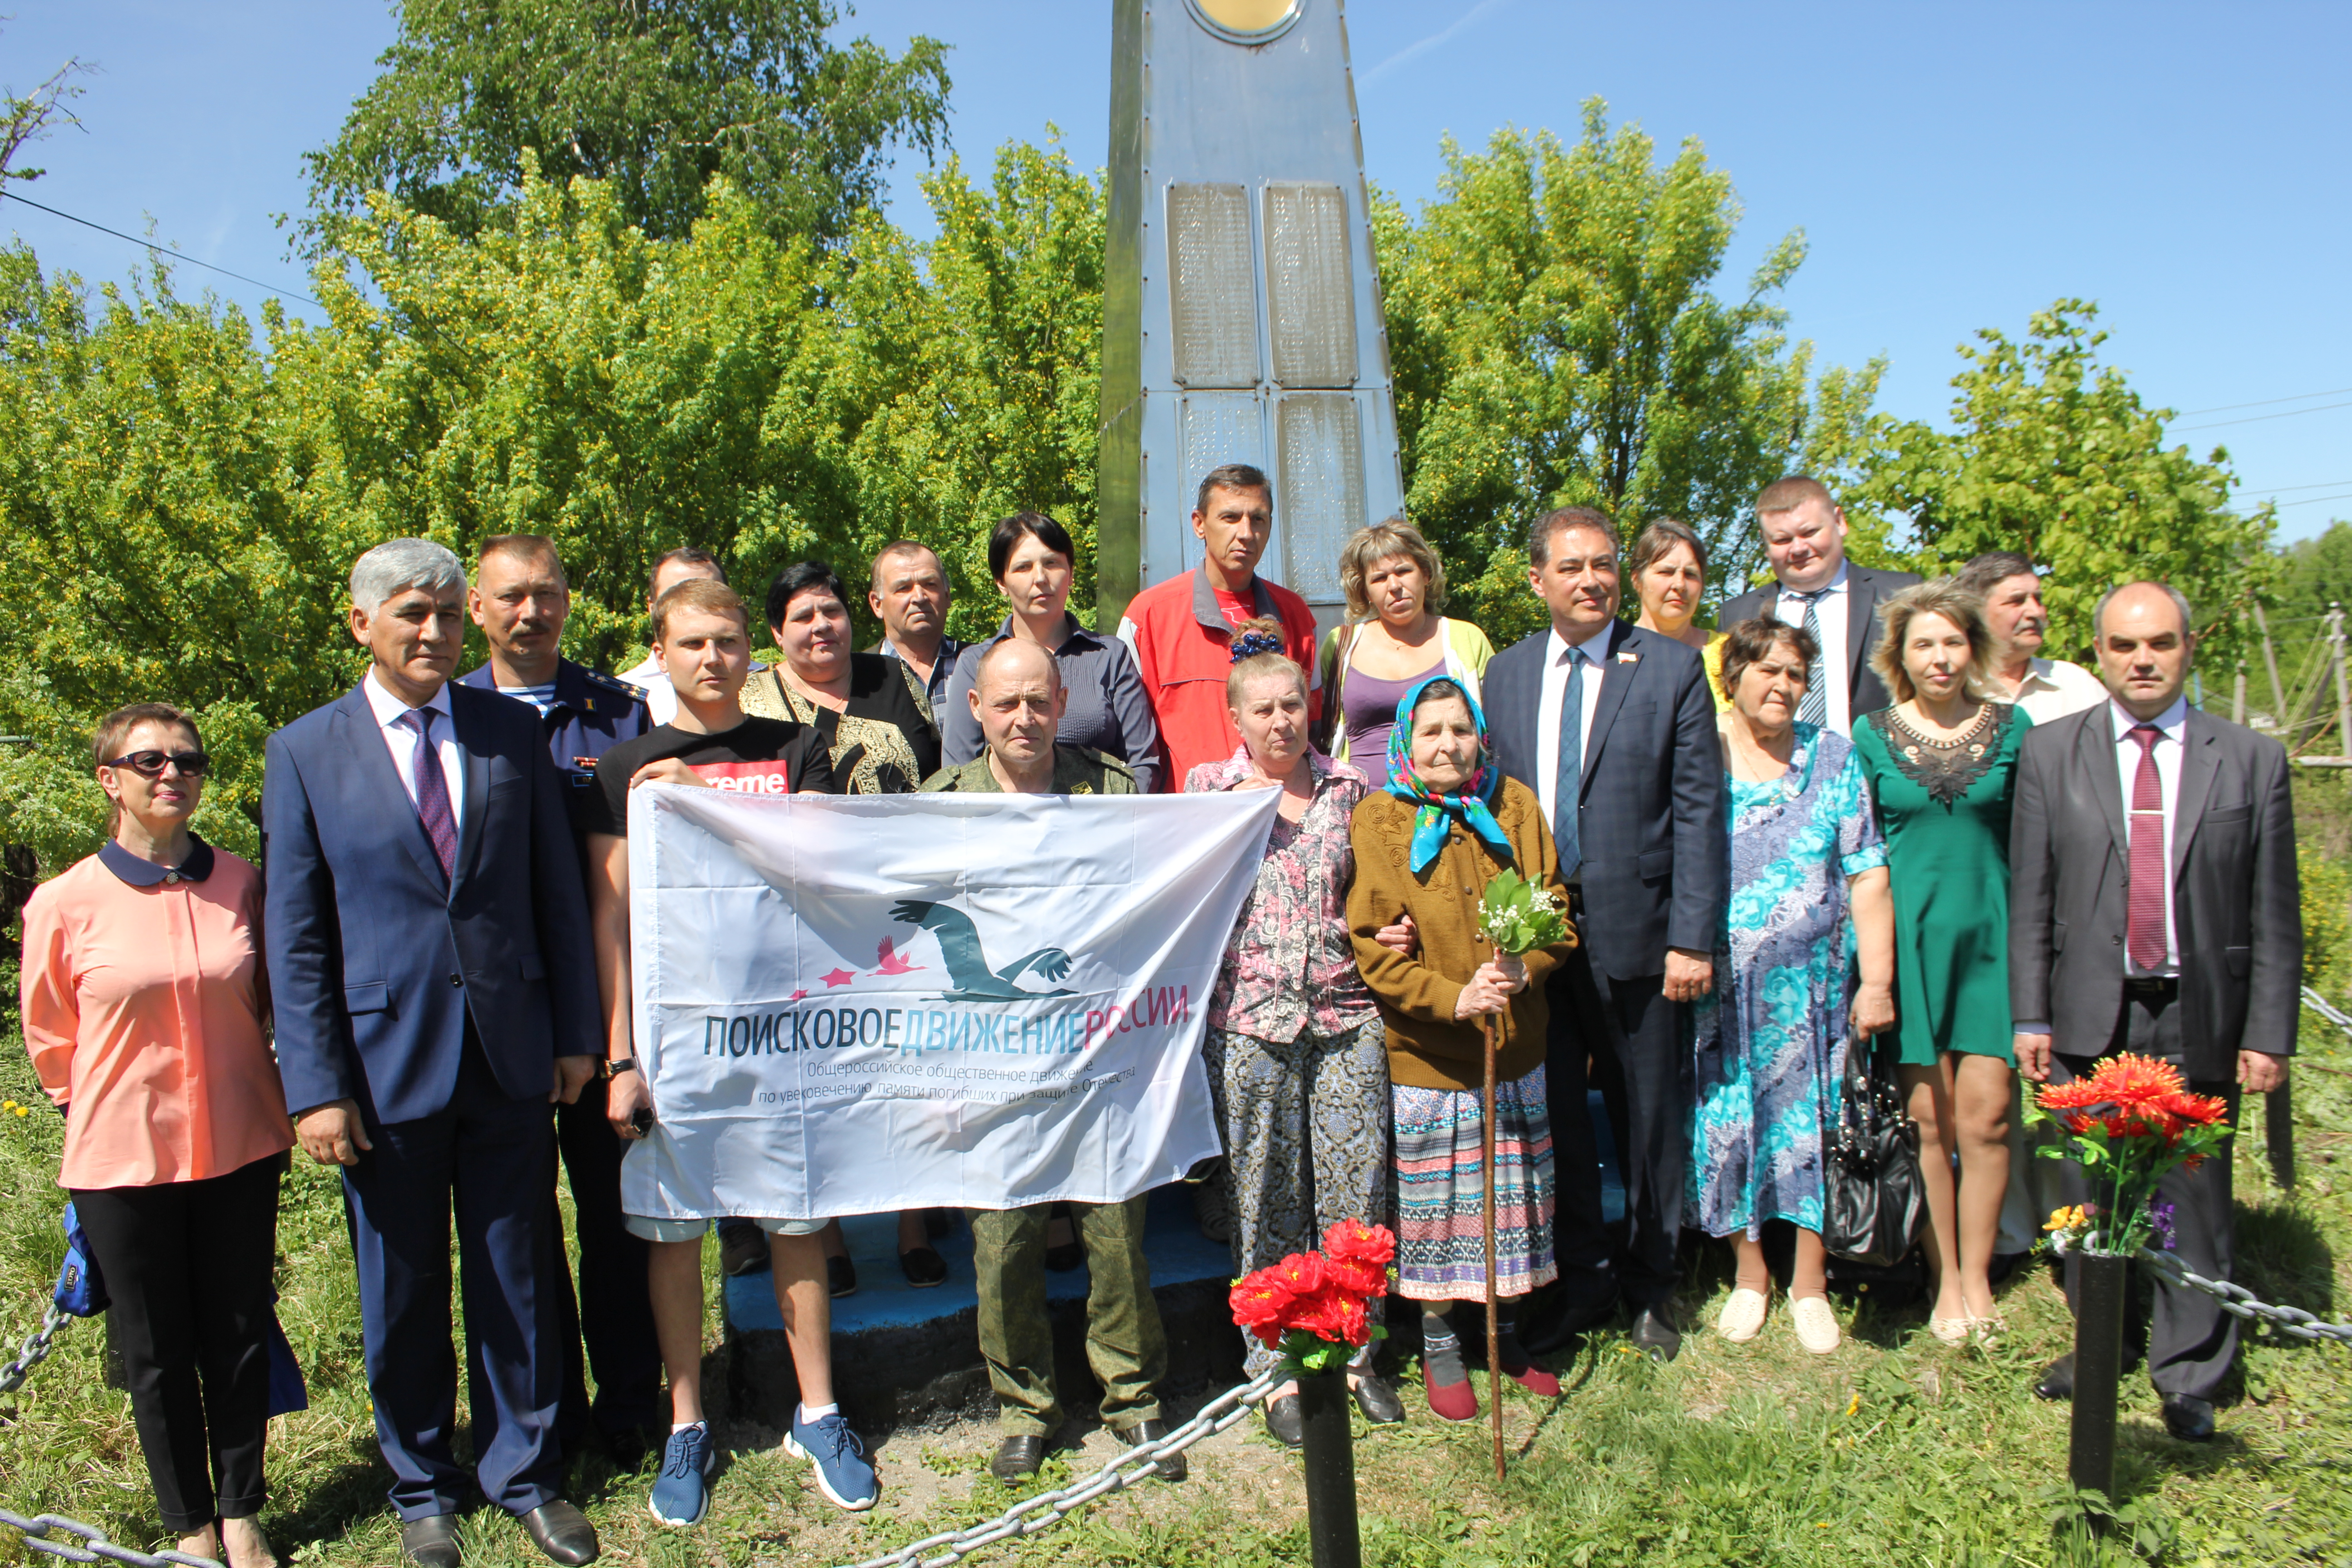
left=2025, top=1053, right=2231, bottom=1258
left=1477, top=868, right=1571, bottom=957
left=1228, top=1220, right=1396, bottom=1374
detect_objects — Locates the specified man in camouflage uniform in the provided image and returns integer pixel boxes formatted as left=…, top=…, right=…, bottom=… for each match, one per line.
left=918, top=640, right=1171, bottom=1480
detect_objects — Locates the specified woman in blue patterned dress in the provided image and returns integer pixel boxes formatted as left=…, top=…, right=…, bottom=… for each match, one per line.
left=1687, top=618, right=1897, bottom=1355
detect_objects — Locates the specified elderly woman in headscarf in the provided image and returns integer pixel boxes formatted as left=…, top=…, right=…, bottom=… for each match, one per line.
left=1348, top=676, right=1578, bottom=1423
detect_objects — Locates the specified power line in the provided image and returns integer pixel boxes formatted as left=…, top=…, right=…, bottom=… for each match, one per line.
left=2248, top=479, right=2352, bottom=493
left=0, top=188, right=326, bottom=310
left=2275, top=492, right=2352, bottom=510
left=2176, top=399, right=2352, bottom=434
left=2178, top=385, right=2352, bottom=417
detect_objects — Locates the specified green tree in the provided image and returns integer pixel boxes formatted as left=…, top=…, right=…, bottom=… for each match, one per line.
left=301, top=0, right=950, bottom=250
left=1373, top=102, right=1882, bottom=644
left=1860, top=300, right=2275, bottom=675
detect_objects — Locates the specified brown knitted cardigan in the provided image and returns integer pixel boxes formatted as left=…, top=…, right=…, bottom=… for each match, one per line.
left=1345, top=777, right=1578, bottom=1091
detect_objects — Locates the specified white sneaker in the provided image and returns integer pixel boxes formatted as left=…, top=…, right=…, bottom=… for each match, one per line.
left=1715, top=1287, right=1768, bottom=1343
left=1790, top=1294, right=1841, bottom=1354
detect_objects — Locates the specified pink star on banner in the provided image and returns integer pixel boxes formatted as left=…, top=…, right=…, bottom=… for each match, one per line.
left=819, top=967, right=857, bottom=989
left=788, top=989, right=808, bottom=1002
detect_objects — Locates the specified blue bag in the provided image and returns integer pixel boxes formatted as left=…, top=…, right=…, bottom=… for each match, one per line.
left=52, top=1203, right=108, bottom=1318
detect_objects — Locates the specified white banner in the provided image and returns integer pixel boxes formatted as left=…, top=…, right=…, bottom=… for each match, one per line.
left=621, top=784, right=1279, bottom=1220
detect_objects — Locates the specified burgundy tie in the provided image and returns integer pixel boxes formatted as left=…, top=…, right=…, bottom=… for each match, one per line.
left=400, top=708, right=459, bottom=882
left=2126, top=724, right=2166, bottom=972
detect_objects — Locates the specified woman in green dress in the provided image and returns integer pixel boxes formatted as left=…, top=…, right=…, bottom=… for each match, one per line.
left=1851, top=579, right=2030, bottom=1343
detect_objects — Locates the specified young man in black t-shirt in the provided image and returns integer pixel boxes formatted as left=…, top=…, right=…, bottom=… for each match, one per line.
left=583, top=577, right=876, bottom=1525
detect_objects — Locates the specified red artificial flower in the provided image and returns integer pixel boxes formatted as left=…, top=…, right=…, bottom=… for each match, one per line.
left=1267, top=1251, right=1327, bottom=1298
left=1229, top=1270, right=1295, bottom=1333
left=1325, top=1254, right=1388, bottom=1299
left=1284, top=1284, right=1372, bottom=1347
left=1323, top=1219, right=1397, bottom=1267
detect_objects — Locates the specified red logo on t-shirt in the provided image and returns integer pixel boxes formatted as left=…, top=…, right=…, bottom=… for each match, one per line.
left=690, top=760, right=794, bottom=794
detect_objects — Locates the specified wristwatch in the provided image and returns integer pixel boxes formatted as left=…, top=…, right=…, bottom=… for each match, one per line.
left=602, top=1057, right=639, bottom=1079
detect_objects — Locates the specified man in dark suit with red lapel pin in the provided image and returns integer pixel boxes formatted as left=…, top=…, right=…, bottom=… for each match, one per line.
left=1480, top=507, right=1727, bottom=1362
left=265, top=538, right=604, bottom=1568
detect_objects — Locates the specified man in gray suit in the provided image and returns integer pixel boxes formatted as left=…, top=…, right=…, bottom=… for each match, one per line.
left=1714, top=476, right=1921, bottom=733
left=2009, top=580, right=2298, bottom=1441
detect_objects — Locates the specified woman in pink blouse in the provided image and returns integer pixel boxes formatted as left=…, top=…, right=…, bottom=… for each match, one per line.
left=20, top=704, right=292, bottom=1568
left=1186, top=619, right=1402, bottom=1444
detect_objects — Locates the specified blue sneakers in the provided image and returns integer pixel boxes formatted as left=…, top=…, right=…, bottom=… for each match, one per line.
left=648, top=1422, right=716, bottom=1527
left=784, top=1409, right=879, bottom=1511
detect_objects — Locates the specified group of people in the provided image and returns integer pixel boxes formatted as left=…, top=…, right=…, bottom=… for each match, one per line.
left=15, top=459, right=2298, bottom=1568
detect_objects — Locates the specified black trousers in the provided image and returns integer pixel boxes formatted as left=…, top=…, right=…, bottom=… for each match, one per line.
left=73, top=1152, right=283, bottom=1530
left=2055, top=985, right=2241, bottom=1403
left=468, top=1076, right=662, bottom=1457
left=1548, top=954, right=1688, bottom=1308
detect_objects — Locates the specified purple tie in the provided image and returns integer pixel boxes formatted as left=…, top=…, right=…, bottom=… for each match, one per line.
left=399, top=708, right=459, bottom=881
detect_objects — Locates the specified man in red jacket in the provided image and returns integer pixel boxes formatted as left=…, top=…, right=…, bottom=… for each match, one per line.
left=1116, top=463, right=1320, bottom=788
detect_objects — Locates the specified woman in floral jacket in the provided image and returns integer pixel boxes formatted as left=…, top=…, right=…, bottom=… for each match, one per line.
left=1187, top=618, right=1403, bottom=1443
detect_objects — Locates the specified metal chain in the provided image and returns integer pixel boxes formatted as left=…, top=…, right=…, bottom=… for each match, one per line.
left=833, top=1368, right=1281, bottom=1568
left=0, top=1302, right=68, bottom=1396
left=2137, top=1248, right=2352, bottom=1345
left=0, top=1511, right=220, bottom=1567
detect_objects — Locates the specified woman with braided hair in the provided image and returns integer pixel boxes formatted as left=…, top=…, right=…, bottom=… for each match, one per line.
left=1188, top=618, right=1402, bottom=1442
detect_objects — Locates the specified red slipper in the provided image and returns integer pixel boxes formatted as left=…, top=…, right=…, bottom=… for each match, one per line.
left=1423, top=1362, right=1480, bottom=1422
left=1502, top=1360, right=1561, bottom=1396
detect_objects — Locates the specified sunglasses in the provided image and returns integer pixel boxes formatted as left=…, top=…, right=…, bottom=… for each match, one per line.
left=106, top=750, right=211, bottom=779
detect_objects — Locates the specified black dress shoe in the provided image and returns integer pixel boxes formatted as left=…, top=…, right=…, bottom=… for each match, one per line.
left=401, top=1514, right=463, bottom=1568
left=517, top=1502, right=599, bottom=1566
left=1349, top=1374, right=1405, bottom=1425
left=826, top=1254, right=858, bottom=1298
left=990, top=1433, right=1045, bottom=1480
left=2161, top=1393, right=2216, bottom=1441
left=1628, top=1305, right=1681, bottom=1363
left=1262, top=1392, right=1304, bottom=1447
left=1524, top=1283, right=1621, bottom=1358
left=898, top=1245, right=949, bottom=1287
left=2034, top=1353, right=2075, bottom=1402
left=1113, top=1417, right=1186, bottom=1481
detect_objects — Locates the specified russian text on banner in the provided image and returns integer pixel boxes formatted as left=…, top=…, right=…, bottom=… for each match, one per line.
left=622, top=786, right=1280, bottom=1219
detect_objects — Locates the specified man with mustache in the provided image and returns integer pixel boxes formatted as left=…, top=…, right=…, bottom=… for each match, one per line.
left=455, top=534, right=664, bottom=1470
left=1953, top=550, right=2108, bottom=722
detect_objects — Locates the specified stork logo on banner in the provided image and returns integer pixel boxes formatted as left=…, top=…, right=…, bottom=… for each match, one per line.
left=889, top=899, right=1076, bottom=1001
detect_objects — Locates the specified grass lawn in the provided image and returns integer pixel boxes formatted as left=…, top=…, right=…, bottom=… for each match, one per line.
left=5, top=817, right=2352, bottom=1568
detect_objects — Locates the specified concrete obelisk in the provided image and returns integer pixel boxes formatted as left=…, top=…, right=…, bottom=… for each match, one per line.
left=1095, top=0, right=1405, bottom=632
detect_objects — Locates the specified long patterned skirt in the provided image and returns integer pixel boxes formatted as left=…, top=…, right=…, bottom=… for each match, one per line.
left=1205, top=1018, right=1391, bottom=1375
left=1392, top=1065, right=1557, bottom=1301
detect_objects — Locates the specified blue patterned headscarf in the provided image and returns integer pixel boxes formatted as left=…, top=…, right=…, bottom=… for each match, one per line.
left=1383, top=675, right=1510, bottom=872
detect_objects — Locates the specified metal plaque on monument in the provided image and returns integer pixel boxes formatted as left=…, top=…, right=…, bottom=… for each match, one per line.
left=1095, top=0, right=1406, bottom=632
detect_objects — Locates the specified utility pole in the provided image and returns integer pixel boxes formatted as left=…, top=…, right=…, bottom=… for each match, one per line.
left=2234, top=664, right=2247, bottom=725
left=2331, top=603, right=2352, bottom=758
left=2254, top=603, right=2288, bottom=732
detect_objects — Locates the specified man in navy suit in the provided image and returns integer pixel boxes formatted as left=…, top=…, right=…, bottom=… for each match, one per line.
left=1713, top=475, right=1922, bottom=734
left=1481, top=507, right=1726, bottom=1362
left=266, top=538, right=604, bottom=1568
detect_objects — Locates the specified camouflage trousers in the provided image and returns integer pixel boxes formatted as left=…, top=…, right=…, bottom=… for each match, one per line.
left=971, top=1196, right=1166, bottom=1436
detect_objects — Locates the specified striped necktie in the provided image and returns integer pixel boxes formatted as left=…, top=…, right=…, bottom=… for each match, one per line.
left=398, top=708, right=459, bottom=882
left=1788, top=588, right=1829, bottom=728
left=1553, top=649, right=1583, bottom=881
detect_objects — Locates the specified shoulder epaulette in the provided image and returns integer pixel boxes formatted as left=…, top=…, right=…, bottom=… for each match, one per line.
left=583, top=668, right=649, bottom=701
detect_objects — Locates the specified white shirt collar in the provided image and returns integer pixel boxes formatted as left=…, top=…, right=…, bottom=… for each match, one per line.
left=2108, top=694, right=2188, bottom=740
left=364, top=667, right=454, bottom=729
left=1781, top=560, right=1851, bottom=601
left=1546, top=622, right=1612, bottom=665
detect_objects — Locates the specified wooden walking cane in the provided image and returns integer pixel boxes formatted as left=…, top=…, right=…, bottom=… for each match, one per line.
left=1481, top=1007, right=1504, bottom=1484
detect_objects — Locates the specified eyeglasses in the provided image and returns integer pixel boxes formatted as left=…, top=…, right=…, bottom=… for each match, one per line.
left=105, top=750, right=211, bottom=779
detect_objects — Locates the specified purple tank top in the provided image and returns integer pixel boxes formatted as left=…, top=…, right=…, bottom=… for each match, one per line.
left=1341, top=655, right=1446, bottom=791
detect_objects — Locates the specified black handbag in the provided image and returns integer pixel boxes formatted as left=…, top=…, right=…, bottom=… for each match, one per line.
left=1820, top=1026, right=1926, bottom=1268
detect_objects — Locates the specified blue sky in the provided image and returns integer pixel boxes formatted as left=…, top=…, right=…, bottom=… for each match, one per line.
left=5, top=1, right=2346, bottom=538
